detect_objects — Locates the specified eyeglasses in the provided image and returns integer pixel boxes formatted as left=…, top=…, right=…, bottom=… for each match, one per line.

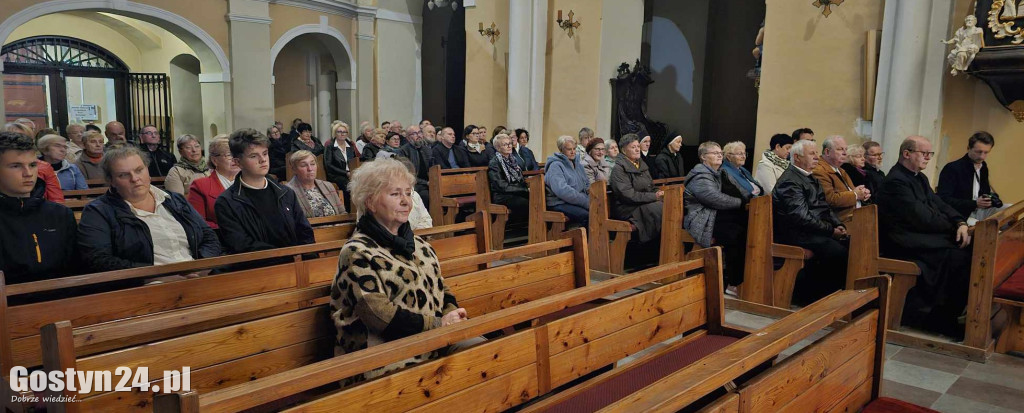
left=336, top=130, right=349, bottom=135
left=909, top=150, right=935, bottom=158
left=868, top=152, right=884, bottom=157
left=705, top=151, right=724, bottom=156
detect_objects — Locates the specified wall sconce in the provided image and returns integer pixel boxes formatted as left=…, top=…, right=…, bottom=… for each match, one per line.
left=812, top=0, right=844, bottom=18
left=556, top=10, right=581, bottom=38
left=478, top=22, right=501, bottom=44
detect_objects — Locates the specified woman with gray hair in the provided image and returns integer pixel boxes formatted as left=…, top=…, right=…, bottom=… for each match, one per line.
left=684, top=141, right=750, bottom=290
left=840, top=144, right=877, bottom=195
left=332, top=157, right=469, bottom=384
left=610, top=133, right=664, bottom=243
left=285, top=150, right=345, bottom=218
left=77, top=145, right=221, bottom=272
left=37, top=134, right=88, bottom=190
left=545, top=135, right=590, bottom=227
left=487, top=133, right=530, bottom=221
left=164, top=134, right=210, bottom=196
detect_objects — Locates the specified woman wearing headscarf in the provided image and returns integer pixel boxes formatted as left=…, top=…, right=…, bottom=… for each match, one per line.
left=652, top=135, right=685, bottom=179
left=164, top=134, right=210, bottom=196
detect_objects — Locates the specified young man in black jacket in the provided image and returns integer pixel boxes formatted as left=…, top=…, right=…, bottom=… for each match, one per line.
left=0, top=131, right=78, bottom=283
left=215, top=128, right=314, bottom=254
left=936, top=131, right=1002, bottom=222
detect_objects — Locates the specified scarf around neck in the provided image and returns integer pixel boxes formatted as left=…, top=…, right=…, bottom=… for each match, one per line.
left=498, top=153, right=523, bottom=184
left=762, top=149, right=789, bottom=170
left=357, top=213, right=416, bottom=259
left=176, top=157, right=209, bottom=173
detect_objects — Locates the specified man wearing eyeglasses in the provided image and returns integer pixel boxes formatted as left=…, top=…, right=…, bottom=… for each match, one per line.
left=139, top=125, right=177, bottom=177
left=876, top=135, right=971, bottom=340
left=811, top=135, right=870, bottom=219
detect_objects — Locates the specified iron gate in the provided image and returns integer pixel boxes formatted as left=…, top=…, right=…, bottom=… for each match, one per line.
left=127, top=73, right=173, bottom=147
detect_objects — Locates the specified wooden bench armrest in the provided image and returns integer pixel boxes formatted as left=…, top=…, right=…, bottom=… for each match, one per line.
left=487, top=204, right=509, bottom=215
left=543, top=211, right=568, bottom=223
left=877, top=258, right=921, bottom=276
left=771, top=243, right=806, bottom=260
left=606, top=219, right=633, bottom=233
left=440, top=198, right=459, bottom=208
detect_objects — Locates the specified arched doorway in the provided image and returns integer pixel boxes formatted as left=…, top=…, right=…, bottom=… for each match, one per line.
left=271, top=25, right=355, bottom=138
left=0, top=0, right=231, bottom=137
left=1, top=35, right=129, bottom=134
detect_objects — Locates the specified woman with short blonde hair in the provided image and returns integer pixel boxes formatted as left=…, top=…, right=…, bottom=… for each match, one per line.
left=187, top=135, right=236, bottom=229
left=285, top=150, right=345, bottom=218
left=331, top=157, right=468, bottom=383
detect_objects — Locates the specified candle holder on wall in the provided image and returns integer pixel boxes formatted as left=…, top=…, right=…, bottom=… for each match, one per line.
left=478, top=22, right=501, bottom=44
left=556, top=10, right=581, bottom=38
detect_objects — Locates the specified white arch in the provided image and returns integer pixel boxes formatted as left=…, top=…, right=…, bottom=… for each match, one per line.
left=270, top=23, right=356, bottom=84
left=0, top=0, right=230, bottom=81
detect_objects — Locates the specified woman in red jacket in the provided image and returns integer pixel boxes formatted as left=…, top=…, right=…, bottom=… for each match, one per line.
left=187, top=136, right=238, bottom=229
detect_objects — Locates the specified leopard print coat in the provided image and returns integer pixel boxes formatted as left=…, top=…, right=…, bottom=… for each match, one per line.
left=330, top=230, right=458, bottom=383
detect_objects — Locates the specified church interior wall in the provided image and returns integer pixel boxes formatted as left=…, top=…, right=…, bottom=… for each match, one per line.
left=754, top=0, right=884, bottom=160
left=463, top=0, right=509, bottom=135
left=645, top=0, right=708, bottom=147
left=170, top=54, right=205, bottom=144
left=595, top=0, right=645, bottom=144
left=541, top=0, right=605, bottom=157
left=376, top=17, right=422, bottom=128
left=268, top=3, right=356, bottom=50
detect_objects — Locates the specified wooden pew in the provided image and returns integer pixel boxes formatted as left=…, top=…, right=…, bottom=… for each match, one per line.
left=39, top=229, right=589, bottom=412
left=308, top=213, right=357, bottom=243
left=846, top=204, right=921, bottom=331
left=0, top=219, right=486, bottom=374
left=736, top=195, right=808, bottom=312
left=525, top=275, right=889, bottom=413
left=153, top=247, right=709, bottom=413
left=972, top=203, right=1024, bottom=358
left=427, top=165, right=510, bottom=250
left=156, top=250, right=892, bottom=413
left=525, top=172, right=568, bottom=247
left=62, top=187, right=107, bottom=199
left=587, top=180, right=688, bottom=274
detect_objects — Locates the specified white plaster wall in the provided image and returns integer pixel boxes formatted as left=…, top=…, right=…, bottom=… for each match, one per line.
left=375, top=18, right=422, bottom=126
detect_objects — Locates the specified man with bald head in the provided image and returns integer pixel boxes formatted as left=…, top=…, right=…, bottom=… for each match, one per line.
left=104, top=121, right=129, bottom=148
left=877, top=135, right=971, bottom=339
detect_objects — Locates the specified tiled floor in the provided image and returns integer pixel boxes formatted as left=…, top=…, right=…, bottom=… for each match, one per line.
left=724, top=309, right=1024, bottom=413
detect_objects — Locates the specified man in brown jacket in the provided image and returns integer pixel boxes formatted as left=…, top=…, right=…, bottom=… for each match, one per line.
left=812, top=135, right=870, bottom=218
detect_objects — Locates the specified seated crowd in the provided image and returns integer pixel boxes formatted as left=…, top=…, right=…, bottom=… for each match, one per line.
left=0, top=114, right=1007, bottom=375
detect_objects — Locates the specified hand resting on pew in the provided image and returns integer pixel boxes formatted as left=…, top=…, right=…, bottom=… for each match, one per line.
left=441, top=307, right=468, bottom=326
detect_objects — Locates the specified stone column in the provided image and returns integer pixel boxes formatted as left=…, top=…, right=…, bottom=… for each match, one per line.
left=356, top=9, right=377, bottom=126
left=872, top=0, right=954, bottom=178
left=506, top=0, right=548, bottom=156
left=199, top=74, right=232, bottom=136
left=226, top=0, right=274, bottom=129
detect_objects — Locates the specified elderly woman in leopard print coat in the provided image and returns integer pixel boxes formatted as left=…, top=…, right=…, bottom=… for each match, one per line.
left=330, top=157, right=468, bottom=384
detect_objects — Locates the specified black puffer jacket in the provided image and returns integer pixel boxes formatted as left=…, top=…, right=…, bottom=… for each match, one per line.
left=0, top=190, right=78, bottom=283
left=77, top=187, right=222, bottom=272
left=771, top=165, right=842, bottom=239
